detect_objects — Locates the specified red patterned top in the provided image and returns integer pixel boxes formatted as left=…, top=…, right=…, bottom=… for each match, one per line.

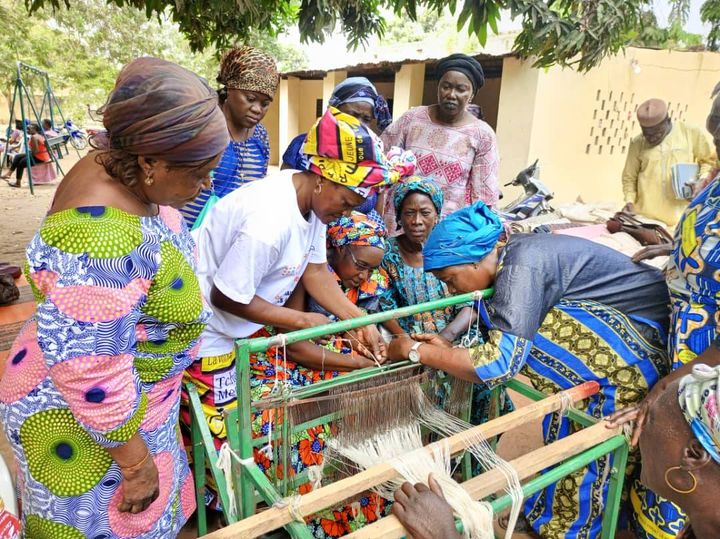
left=381, top=106, right=499, bottom=234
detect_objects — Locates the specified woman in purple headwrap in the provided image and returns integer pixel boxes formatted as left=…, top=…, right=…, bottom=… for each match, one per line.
left=0, top=57, right=229, bottom=538
left=281, top=77, right=394, bottom=216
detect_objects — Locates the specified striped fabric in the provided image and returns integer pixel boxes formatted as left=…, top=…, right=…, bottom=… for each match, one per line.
left=180, top=123, right=270, bottom=228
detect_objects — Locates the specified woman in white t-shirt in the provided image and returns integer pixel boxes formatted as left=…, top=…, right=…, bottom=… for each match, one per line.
left=183, top=107, right=415, bottom=510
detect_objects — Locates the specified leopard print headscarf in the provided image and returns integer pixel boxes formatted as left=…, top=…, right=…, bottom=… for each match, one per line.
left=217, top=46, right=279, bottom=99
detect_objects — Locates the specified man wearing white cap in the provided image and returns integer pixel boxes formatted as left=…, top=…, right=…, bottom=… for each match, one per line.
left=622, top=98, right=715, bottom=226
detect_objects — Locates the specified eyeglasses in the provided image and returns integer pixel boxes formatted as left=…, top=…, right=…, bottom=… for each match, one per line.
left=346, top=246, right=372, bottom=272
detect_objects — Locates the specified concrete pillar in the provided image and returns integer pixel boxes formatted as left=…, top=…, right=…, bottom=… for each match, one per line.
left=322, top=70, right=347, bottom=110
left=278, top=76, right=301, bottom=162
left=392, top=63, right=426, bottom=121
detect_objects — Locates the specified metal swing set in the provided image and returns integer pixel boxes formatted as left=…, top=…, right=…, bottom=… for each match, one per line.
left=1, top=62, right=79, bottom=194
left=185, top=291, right=631, bottom=538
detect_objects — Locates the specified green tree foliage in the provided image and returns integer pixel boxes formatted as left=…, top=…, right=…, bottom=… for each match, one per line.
left=632, top=9, right=703, bottom=50
left=25, top=0, right=720, bottom=72
left=1, top=0, right=307, bottom=123
left=702, top=0, right=720, bottom=50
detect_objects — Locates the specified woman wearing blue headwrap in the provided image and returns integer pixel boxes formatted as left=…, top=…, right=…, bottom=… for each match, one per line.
left=387, top=201, right=673, bottom=539
left=380, top=177, right=514, bottom=431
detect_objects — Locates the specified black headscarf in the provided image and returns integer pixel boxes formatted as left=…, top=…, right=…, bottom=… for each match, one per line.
left=436, top=54, right=485, bottom=94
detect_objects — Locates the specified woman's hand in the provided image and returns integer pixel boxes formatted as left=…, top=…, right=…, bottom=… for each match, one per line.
left=297, top=312, right=332, bottom=330
left=117, top=455, right=160, bottom=513
left=412, top=333, right=453, bottom=349
left=349, top=351, right=379, bottom=369
left=605, top=389, right=659, bottom=447
left=631, top=244, right=672, bottom=263
left=392, top=474, right=462, bottom=539
left=351, top=324, right=387, bottom=363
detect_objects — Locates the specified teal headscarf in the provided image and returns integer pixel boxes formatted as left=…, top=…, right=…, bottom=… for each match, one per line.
left=423, top=202, right=502, bottom=272
left=393, top=176, right=444, bottom=225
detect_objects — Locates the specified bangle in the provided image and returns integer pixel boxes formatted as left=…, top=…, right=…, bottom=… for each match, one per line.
left=119, top=450, right=151, bottom=474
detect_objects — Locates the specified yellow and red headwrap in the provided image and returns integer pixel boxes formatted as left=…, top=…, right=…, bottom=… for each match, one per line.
left=303, top=107, right=415, bottom=197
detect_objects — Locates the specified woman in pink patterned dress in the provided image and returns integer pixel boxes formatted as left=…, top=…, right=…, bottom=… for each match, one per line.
left=0, top=58, right=228, bottom=538
left=381, top=53, right=499, bottom=234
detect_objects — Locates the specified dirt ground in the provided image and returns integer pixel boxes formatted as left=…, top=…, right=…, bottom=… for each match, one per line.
left=0, top=151, right=85, bottom=266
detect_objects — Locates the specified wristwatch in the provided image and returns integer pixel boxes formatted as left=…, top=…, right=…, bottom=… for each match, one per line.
left=408, top=341, right=423, bottom=363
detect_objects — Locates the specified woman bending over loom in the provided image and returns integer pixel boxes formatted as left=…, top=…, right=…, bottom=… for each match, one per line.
left=248, top=211, right=395, bottom=535
left=386, top=202, right=671, bottom=539
left=183, top=108, right=413, bottom=510
left=381, top=176, right=513, bottom=427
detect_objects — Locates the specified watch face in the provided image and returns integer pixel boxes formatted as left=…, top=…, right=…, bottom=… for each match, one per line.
left=408, top=350, right=420, bottom=363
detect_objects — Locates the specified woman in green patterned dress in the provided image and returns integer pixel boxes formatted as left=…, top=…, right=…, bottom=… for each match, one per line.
left=0, top=58, right=228, bottom=538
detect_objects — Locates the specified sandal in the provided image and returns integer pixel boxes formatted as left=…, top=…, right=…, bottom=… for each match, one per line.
left=607, top=211, right=673, bottom=246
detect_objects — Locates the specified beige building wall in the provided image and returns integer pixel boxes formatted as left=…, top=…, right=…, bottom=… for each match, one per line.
left=299, top=80, right=323, bottom=136
left=495, top=57, right=540, bottom=195
left=393, top=63, right=425, bottom=121
left=323, top=71, right=347, bottom=109
left=263, top=91, right=281, bottom=167
left=497, top=48, right=720, bottom=206
left=0, top=93, right=11, bottom=126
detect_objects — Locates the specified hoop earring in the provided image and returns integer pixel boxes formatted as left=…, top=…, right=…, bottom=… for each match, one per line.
left=314, top=183, right=322, bottom=195
left=144, top=170, right=154, bottom=186
left=664, top=466, right=697, bottom=495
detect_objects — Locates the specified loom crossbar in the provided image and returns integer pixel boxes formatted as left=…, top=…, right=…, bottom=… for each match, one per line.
left=345, top=422, right=623, bottom=538
left=201, top=381, right=600, bottom=539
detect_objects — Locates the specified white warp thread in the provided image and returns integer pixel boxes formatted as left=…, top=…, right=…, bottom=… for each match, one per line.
left=216, top=443, right=238, bottom=521
left=415, top=389, right=523, bottom=539
left=329, top=424, right=494, bottom=538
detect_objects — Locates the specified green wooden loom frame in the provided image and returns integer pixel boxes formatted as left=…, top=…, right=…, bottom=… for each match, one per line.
left=186, top=289, right=630, bottom=538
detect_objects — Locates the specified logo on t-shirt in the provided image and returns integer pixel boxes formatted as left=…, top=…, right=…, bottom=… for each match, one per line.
left=213, top=369, right=236, bottom=405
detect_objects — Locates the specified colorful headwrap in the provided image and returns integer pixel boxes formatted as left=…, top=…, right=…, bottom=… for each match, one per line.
left=678, top=363, right=720, bottom=464
left=329, top=77, right=393, bottom=131
left=423, top=201, right=502, bottom=272
left=303, top=107, right=415, bottom=198
left=327, top=210, right=387, bottom=250
left=393, top=176, right=444, bottom=225
left=96, top=57, right=229, bottom=162
left=217, top=46, right=279, bottom=99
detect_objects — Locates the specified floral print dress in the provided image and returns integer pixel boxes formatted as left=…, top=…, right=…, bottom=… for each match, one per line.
left=0, top=205, right=209, bottom=538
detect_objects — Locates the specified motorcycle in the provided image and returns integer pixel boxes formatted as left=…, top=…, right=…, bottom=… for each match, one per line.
left=61, top=120, right=88, bottom=151
left=497, top=159, right=555, bottom=221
